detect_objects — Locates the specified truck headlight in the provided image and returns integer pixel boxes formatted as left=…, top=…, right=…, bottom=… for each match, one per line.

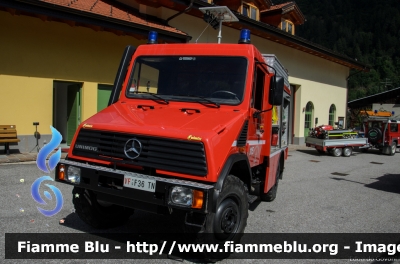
left=169, top=186, right=204, bottom=209
left=67, top=166, right=81, bottom=184
left=170, top=186, right=192, bottom=206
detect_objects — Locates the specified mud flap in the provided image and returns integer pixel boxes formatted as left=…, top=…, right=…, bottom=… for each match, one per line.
left=381, top=145, right=391, bottom=155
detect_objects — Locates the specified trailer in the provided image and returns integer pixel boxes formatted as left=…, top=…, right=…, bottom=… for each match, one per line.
left=305, top=136, right=368, bottom=157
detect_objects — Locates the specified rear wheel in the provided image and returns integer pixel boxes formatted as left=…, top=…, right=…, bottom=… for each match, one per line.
left=72, top=187, right=134, bottom=229
left=331, top=148, right=342, bottom=157
left=342, top=147, right=352, bottom=157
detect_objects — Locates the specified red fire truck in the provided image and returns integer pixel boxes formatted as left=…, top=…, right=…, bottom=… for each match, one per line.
left=54, top=30, right=290, bottom=254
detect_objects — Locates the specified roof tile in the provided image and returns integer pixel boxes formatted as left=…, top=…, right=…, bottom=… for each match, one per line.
left=269, top=2, right=293, bottom=11
left=40, top=0, right=187, bottom=36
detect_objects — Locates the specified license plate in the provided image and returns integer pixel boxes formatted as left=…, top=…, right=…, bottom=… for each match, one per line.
left=123, top=175, right=156, bottom=192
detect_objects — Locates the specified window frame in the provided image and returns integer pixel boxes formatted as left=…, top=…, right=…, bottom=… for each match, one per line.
left=280, top=19, right=295, bottom=35
left=125, top=55, right=249, bottom=106
left=329, top=104, right=336, bottom=126
left=241, top=2, right=259, bottom=21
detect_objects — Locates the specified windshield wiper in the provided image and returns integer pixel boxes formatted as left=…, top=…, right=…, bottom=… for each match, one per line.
left=186, top=95, right=220, bottom=108
left=135, top=91, right=169, bottom=104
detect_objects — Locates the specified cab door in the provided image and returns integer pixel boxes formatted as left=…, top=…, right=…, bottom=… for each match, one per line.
left=247, top=65, right=268, bottom=167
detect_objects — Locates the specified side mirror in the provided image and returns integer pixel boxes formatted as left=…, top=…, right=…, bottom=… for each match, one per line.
left=269, top=76, right=284, bottom=106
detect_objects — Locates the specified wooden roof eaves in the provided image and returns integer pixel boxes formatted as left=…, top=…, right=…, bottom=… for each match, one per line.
left=260, top=2, right=305, bottom=25
left=253, top=0, right=273, bottom=10
left=2, top=0, right=191, bottom=43
left=290, top=3, right=305, bottom=24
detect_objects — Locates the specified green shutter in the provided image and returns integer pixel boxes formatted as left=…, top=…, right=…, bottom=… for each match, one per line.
left=67, top=84, right=81, bottom=145
left=304, top=102, right=314, bottom=137
left=97, top=84, right=113, bottom=112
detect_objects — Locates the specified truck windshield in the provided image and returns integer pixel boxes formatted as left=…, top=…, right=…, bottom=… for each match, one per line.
left=126, top=56, right=247, bottom=105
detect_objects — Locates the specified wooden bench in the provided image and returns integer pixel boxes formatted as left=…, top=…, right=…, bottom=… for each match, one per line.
left=0, top=125, right=20, bottom=155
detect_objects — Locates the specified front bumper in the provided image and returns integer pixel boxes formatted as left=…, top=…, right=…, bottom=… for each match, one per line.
left=55, top=160, right=214, bottom=214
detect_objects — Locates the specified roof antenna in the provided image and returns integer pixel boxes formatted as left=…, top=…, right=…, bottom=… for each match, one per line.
left=199, top=6, right=238, bottom=44
left=195, top=23, right=211, bottom=43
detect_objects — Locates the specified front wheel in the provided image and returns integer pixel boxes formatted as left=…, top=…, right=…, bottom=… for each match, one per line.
left=185, top=175, right=248, bottom=260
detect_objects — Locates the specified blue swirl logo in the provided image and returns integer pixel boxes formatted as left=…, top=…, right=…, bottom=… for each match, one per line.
left=32, top=126, right=64, bottom=217
left=36, top=126, right=62, bottom=173
left=31, top=176, right=63, bottom=217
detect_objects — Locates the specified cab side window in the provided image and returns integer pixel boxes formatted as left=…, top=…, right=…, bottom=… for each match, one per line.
left=252, top=66, right=265, bottom=110
left=390, top=123, right=398, bottom=132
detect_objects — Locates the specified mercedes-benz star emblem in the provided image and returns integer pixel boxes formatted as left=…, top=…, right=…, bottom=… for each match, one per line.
left=124, top=138, right=142, bottom=159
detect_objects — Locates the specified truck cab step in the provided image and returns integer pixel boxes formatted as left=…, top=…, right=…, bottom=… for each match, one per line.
left=247, top=194, right=258, bottom=204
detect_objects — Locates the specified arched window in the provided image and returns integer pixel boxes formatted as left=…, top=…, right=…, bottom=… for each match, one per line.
left=304, top=101, right=314, bottom=137
left=329, top=104, right=336, bottom=126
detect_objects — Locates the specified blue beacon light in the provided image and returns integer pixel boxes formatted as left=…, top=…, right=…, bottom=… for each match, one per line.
left=238, top=29, right=251, bottom=44
left=148, top=31, right=158, bottom=44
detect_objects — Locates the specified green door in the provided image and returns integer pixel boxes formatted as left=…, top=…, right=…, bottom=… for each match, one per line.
left=304, top=102, right=314, bottom=137
left=97, top=84, right=113, bottom=112
left=67, top=84, right=81, bottom=145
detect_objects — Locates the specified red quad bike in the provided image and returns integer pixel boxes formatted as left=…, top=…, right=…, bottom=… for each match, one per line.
left=309, top=125, right=334, bottom=139
left=309, top=124, right=356, bottom=139
left=362, top=116, right=400, bottom=155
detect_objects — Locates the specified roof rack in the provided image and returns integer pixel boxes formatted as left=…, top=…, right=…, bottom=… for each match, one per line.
left=363, top=116, right=400, bottom=122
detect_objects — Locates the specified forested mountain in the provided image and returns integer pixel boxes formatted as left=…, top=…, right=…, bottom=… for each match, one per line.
left=279, top=0, right=400, bottom=101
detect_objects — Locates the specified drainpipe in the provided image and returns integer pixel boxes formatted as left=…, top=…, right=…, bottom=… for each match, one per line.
left=165, top=0, right=194, bottom=24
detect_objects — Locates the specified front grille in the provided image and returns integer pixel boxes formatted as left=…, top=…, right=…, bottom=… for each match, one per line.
left=72, top=129, right=207, bottom=176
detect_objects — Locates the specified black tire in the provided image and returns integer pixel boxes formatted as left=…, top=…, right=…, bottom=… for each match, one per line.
left=185, top=175, right=248, bottom=260
left=261, top=163, right=280, bottom=202
left=342, top=147, right=352, bottom=157
left=72, top=187, right=134, bottom=229
left=390, top=142, right=396, bottom=156
left=367, top=127, right=382, bottom=144
left=331, top=148, right=342, bottom=157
